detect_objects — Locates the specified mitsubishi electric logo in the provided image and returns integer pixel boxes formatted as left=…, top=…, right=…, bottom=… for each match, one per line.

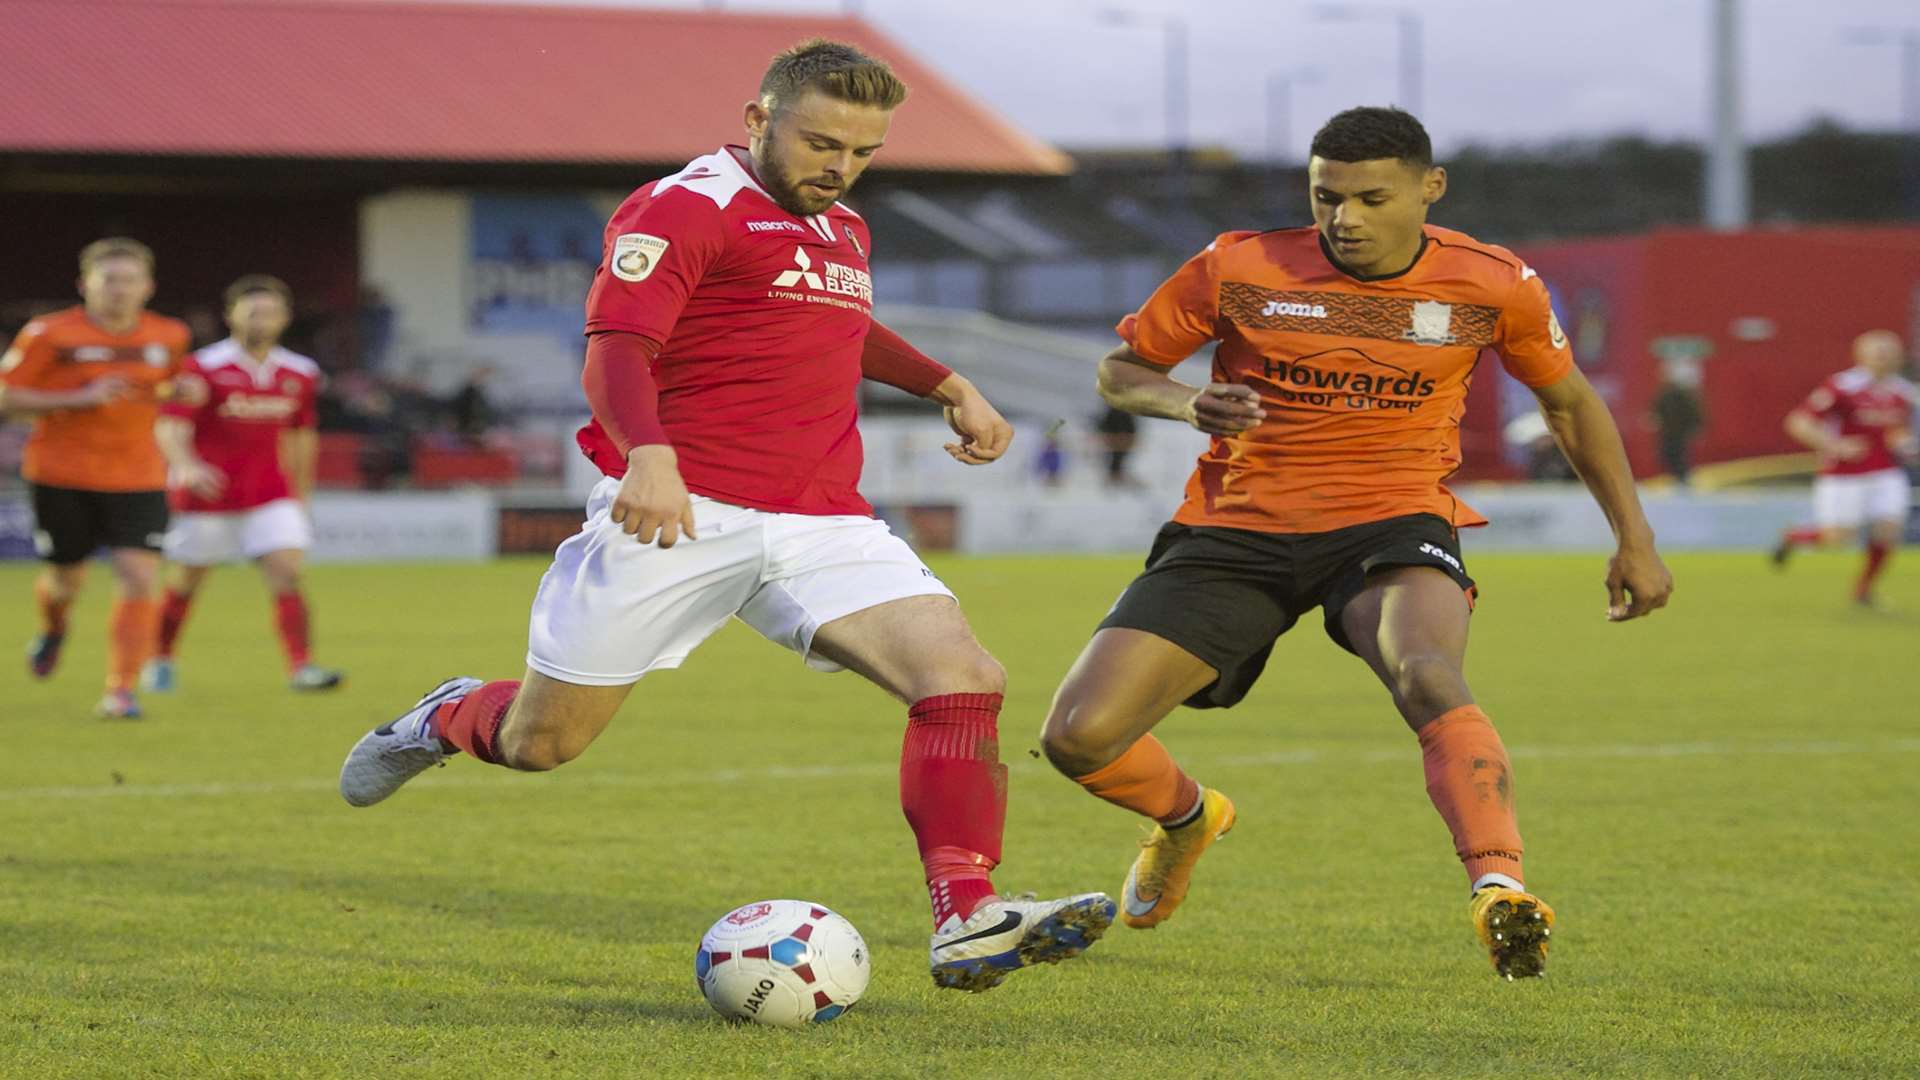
left=768, top=246, right=873, bottom=309
left=772, top=246, right=825, bottom=289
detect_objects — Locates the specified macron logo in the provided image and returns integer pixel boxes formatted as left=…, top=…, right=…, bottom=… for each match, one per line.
left=772, top=246, right=824, bottom=290
left=747, top=220, right=806, bottom=234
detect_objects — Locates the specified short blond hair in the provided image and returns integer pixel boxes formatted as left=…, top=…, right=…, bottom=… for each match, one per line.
left=760, top=38, right=908, bottom=112
left=79, top=236, right=155, bottom=276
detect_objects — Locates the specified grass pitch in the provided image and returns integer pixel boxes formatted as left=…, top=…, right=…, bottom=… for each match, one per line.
left=2, top=550, right=1916, bottom=1078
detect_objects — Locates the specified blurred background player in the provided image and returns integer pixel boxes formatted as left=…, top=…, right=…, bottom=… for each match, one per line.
left=1038, top=108, right=1673, bottom=980
left=337, top=39, right=1113, bottom=993
left=146, top=275, right=343, bottom=692
left=0, top=237, right=192, bottom=719
left=1771, top=330, right=1916, bottom=606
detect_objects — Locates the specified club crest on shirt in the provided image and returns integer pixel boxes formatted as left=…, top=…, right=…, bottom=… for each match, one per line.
left=144, top=343, right=171, bottom=367
left=282, top=378, right=302, bottom=395
left=610, top=233, right=670, bottom=283
left=844, top=224, right=866, bottom=261
left=1405, top=300, right=1455, bottom=346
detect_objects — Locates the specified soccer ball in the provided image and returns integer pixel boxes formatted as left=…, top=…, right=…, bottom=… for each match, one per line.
left=695, top=900, right=870, bottom=1028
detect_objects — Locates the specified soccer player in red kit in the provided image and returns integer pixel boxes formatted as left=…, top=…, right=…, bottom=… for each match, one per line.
left=1038, top=108, right=1673, bottom=979
left=1772, top=330, right=1916, bottom=606
left=338, top=39, right=1114, bottom=992
left=148, top=275, right=343, bottom=692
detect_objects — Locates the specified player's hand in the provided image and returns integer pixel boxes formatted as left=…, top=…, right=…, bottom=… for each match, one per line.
left=175, top=458, right=227, bottom=500
left=1605, top=540, right=1673, bottom=621
left=940, top=382, right=1013, bottom=465
left=611, top=445, right=697, bottom=548
left=77, top=377, right=133, bottom=408
left=1184, top=383, right=1265, bottom=436
left=1829, top=435, right=1871, bottom=462
left=161, top=373, right=210, bottom=408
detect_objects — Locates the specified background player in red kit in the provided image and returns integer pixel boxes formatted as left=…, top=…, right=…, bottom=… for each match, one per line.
left=1772, top=330, right=1916, bottom=606
left=1038, top=108, right=1673, bottom=980
left=339, top=39, right=1114, bottom=992
left=149, top=275, right=343, bottom=692
left=0, top=237, right=192, bottom=719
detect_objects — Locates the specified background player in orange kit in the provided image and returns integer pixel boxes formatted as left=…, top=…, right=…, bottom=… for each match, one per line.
left=1038, top=108, right=1674, bottom=979
left=0, top=237, right=193, bottom=719
left=1770, top=330, right=1916, bottom=606
left=148, top=275, right=343, bottom=693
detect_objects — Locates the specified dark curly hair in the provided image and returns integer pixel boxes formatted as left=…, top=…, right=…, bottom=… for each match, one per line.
left=1309, top=107, right=1432, bottom=167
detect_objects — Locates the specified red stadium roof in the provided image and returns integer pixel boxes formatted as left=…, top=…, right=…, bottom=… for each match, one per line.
left=0, top=0, right=1070, bottom=174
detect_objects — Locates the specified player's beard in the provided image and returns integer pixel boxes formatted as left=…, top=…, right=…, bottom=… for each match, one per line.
left=753, top=145, right=849, bottom=217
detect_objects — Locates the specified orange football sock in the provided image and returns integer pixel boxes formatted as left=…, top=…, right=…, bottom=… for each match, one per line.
left=1417, top=705, right=1525, bottom=887
left=106, top=597, right=159, bottom=692
left=1072, top=734, right=1201, bottom=825
left=35, top=575, right=72, bottom=636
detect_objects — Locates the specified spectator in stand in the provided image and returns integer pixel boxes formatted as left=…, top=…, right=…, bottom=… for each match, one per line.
left=1650, top=359, right=1705, bottom=485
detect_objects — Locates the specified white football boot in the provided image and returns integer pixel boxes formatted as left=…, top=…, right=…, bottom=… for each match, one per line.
left=928, top=891, right=1116, bottom=992
left=338, top=676, right=482, bottom=807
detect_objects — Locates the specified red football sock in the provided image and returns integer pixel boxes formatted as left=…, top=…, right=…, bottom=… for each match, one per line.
left=273, top=591, right=311, bottom=670
left=35, top=575, right=71, bottom=636
left=1417, top=705, right=1525, bottom=887
left=1781, top=526, right=1823, bottom=548
left=900, top=692, right=1006, bottom=927
left=1856, top=541, right=1892, bottom=601
left=430, top=680, right=519, bottom=765
left=157, top=589, right=193, bottom=659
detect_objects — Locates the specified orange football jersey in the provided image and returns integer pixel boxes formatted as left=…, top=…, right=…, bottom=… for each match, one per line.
left=0, top=307, right=193, bottom=491
left=1119, top=224, right=1574, bottom=534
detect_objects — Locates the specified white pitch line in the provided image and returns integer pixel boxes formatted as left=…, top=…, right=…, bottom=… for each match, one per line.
left=3, top=739, right=1913, bottom=803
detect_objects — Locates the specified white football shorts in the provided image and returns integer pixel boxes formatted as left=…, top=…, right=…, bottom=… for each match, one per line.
left=1811, top=469, right=1912, bottom=528
left=526, top=477, right=954, bottom=685
left=164, top=499, right=314, bottom=565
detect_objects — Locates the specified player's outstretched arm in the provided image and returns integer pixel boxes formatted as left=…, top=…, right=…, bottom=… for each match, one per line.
left=0, top=377, right=133, bottom=417
left=1531, top=369, right=1673, bottom=621
left=1097, top=345, right=1264, bottom=437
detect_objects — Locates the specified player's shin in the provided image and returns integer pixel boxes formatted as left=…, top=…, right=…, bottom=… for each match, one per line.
left=106, top=597, right=159, bottom=692
left=1071, top=734, right=1202, bottom=825
left=430, top=681, right=521, bottom=765
left=157, top=589, right=193, bottom=658
left=899, top=693, right=1007, bottom=927
left=273, top=591, right=310, bottom=669
left=35, top=574, right=73, bottom=636
left=1416, top=705, right=1525, bottom=889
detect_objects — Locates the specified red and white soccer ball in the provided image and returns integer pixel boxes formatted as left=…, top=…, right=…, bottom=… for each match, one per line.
left=695, top=900, right=870, bottom=1028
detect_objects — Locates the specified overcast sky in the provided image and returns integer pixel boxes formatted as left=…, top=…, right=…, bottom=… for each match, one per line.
left=467, top=0, right=1920, bottom=157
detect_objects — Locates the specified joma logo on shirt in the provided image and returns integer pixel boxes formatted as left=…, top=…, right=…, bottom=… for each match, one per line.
left=1261, top=300, right=1327, bottom=318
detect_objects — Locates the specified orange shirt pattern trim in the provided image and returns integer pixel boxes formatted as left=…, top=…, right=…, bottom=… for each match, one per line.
left=0, top=307, right=193, bottom=492
left=1117, top=224, right=1574, bottom=535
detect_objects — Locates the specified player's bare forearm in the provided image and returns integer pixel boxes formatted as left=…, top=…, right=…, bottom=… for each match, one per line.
left=1533, top=369, right=1672, bottom=619
left=155, top=416, right=201, bottom=468
left=282, top=428, right=318, bottom=501
left=1099, top=346, right=1265, bottom=436
left=0, top=382, right=125, bottom=416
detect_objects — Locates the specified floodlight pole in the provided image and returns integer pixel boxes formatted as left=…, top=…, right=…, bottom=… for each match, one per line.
left=1704, top=0, right=1750, bottom=232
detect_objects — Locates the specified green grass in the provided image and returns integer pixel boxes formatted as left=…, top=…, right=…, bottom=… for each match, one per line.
left=2, top=550, right=1916, bottom=1078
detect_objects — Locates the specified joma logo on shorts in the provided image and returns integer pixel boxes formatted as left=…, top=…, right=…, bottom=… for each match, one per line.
left=1261, top=300, right=1327, bottom=318
left=1418, top=542, right=1462, bottom=572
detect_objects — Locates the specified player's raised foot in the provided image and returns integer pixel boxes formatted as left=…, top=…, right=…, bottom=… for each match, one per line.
left=93, top=689, right=143, bottom=720
left=928, top=891, right=1116, bottom=993
left=27, top=632, right=64, bottom=679
left=1122, top=788, right=1236, bottom=929
left=338, top=676, right=482, bottom=807
left=140, top=657, right=176, bottom=693
left=289, top=663, right=344, bottom=692
left=1469, top=885, right=1555, bottom=980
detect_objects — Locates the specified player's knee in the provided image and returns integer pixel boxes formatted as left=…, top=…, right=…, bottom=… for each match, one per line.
left=912, top=649, right=1005, bottom=700
left=1038, top=699, right=1125, bottom=777
left=1392, top=652, right=1469, bottom=717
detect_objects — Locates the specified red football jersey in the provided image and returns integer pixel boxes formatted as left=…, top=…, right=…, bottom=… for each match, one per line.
left=577, top=146, right=877, bottom=516
left=1793, top=367, right=1916, bottom=476
left=163, top=338, right=320, bottom=511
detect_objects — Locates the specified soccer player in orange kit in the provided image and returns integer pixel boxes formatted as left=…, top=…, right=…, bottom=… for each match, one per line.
left=1038, top=108, right=1674, bottom=979
left=1, top=237, right=192, bottom=718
